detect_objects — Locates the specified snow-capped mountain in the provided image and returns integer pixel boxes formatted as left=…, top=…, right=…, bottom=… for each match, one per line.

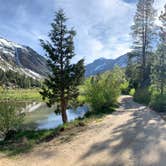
left=85, top=54, right=128, bottom=77
left=0, top=37, right=49, bottom=79
left=0, top=37, right=128, bottom=79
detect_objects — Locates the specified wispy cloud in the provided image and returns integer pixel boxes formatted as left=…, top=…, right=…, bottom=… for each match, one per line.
left=0, top=0, right=165, bottom=64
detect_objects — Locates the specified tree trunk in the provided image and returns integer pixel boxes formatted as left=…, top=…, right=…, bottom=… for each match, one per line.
left=141, top=7, right=148, bottom=88
left=61, top=96, right=68, bottom=124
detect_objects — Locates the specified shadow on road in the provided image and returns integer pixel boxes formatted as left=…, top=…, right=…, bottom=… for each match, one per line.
left=78, top=96, right=166, bottom=166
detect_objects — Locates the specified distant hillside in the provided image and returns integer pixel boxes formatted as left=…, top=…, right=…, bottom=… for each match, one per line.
left=85, top=54, right=128, bottom=77
left=0, top=37, right=49, bottom=79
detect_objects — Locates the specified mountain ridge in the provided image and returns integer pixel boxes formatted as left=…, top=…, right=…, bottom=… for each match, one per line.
left=0, top=37, right=128, bottom=79
left=85, top=54, right=128, bottom=77
left=0, top=37, right=49, bottom=79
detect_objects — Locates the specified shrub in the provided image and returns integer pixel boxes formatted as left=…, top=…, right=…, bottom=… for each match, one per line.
left=0, top=104, right=24, bottom=139
left=120, top=81, right=129, bottom=94
left=83, top=67, right=125, bottom=112
left=129, top=88, right=135, bottom=96
left=134, top=87, right=151, bottom=105
left=150, top=94, right=166, bottom=112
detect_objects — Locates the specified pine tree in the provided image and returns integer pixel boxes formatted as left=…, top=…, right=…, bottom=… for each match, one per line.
left=130, top=0, right=156, bottom=87
left=151, top=5, right=166, bottom=95
left=40, top=9, right=85, bottom=124
left=125, top=52, right=140, bottom=89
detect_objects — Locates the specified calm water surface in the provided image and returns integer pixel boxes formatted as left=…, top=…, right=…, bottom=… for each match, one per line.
left=0, top=102, right=88, bottom=130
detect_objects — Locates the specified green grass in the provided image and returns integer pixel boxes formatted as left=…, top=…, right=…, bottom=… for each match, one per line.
left=0, top=105, right=116, bottom=156
left=0, top=129, right=57, bottom=156
left=0, top=88, right=42, bottom=101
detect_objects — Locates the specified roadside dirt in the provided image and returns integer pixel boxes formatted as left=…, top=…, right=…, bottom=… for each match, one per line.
left=1, top=96, right=166, bottom=166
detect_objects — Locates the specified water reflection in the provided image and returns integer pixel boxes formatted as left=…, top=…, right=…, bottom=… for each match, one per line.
left=37, top=106, right=88, bottom=130
left=0, top=102, right=88, bottom=130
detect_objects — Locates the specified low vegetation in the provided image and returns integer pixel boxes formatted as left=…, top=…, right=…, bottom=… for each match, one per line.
left=81, top=66, right=127, bottom=113
left=133, top=87, right=152, bottom=105
left=0, top=105, right=24, bottom=139
left=150, top=93, right=166, bottom=111
left=129, top=88, right=135, bottom=96
left=133, top=87, right=166, bottom=112
left=0, top=109, right=113, bottom=156
left=0, top=88, right=42, bottom=101
left=0, top=129, right=57, bottom=156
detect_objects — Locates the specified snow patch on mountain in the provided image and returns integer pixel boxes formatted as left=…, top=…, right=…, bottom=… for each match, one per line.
left=0, top=38, right=24, bottom=49
left=0, top=37, right=49, bottom=79
left=94, top=63, right=106, bottom=71
left=85, top=54, right=128, bottom=77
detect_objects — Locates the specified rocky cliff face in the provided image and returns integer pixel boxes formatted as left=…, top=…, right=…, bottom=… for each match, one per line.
left=0, top=38, right=49, bottom=79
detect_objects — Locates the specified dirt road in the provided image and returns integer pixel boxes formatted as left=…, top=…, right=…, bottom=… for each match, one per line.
left=1, top=96, right=166, bottom=166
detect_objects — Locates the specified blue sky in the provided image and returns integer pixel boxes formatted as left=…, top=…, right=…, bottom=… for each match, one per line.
left=0, top=0, right=165, bottom=64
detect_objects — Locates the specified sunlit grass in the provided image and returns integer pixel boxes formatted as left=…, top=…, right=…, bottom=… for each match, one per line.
left=0, top=88, right=42, bottom=101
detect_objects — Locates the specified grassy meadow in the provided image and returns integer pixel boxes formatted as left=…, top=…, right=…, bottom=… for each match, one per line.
left=0, top=88, right=42, bottom=101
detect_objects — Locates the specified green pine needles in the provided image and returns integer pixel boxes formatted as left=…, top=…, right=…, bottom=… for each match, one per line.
left=40, top=9, right=85, bottom=124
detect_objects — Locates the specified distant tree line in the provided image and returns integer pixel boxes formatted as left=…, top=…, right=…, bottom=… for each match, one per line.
left=0, top=69, right=41, bottom=88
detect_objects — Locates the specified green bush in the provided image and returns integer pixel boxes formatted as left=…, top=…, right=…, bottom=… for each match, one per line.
left=120, top=81, right=129, bottom=94
left=83, top=67, right=125, bottom=112
left=133, top=86, right=166, bottom=112
left=134, top=87, right=151, bottom=105
left=150, top=94, right=166, bottom=112
left=129, top=88, right=135, bottom=96
left=0, top=104, right=24, bottom=139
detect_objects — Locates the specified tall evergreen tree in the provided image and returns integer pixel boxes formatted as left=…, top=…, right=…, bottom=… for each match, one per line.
left=40, top=9, right=85, bottom=124
left=125, top=52, right=140, bottom=89
left=151, top=5, right=166, bottom=95
left=130, top=0, right=156, bottom=87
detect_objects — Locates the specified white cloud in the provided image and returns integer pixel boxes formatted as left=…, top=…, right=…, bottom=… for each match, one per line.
left=0, top=0, right=165, bottom=64
left=54, top=0, right=136, bottom=63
